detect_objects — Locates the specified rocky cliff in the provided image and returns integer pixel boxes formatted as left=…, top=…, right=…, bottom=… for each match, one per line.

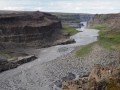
left=79, top=14, right=94, bottom=22
left=88, top=13, right=120, bottom=30
left=0, top=11, right=63, bottom=72
left=0, top=11, right=62, bottom=49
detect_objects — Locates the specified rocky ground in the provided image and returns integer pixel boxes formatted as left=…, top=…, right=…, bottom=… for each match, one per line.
left=0, top=24, right=119, bottom=90
left=39, top=44, right=119, bottom=90
left=62, top=64, right=120, bottom=90
left=0, top=43, right=119, bottom=90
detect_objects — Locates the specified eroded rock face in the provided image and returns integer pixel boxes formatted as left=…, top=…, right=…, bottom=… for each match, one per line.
left=0, top=11, right=62, bottom=46
left=62, top=65, right=120, bottom=90
left=88, top=64, right=118, bottom=82
left=0, top=55, right=37, bottom=73
left=0, top=59, right=17, bottom=72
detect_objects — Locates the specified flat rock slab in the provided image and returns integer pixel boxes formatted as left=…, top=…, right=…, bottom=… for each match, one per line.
left=0, top=55, right=37, bottom=73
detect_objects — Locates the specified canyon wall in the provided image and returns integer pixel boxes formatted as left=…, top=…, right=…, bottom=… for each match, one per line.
left=79, top=14, right=94, bottom=22
left=51, top=13, right=94, bottom=28
left=88, top=13, right=120, bottom=30
left=0, top=11, right=62, bottom=49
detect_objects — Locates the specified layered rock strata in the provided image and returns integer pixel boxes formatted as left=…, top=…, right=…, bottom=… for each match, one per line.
left=0, top=55, right=37, bottom=73
left=0, top=11, right=62, bottom=48
left=88, top=13, right=120, bottom=29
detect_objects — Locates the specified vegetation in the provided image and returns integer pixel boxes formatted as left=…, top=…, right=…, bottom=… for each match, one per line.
left=62, top=27, right=81, bottom=35
left=93, top=25, right=120, bottom=50
left=105, top=78, right=120, bottom=90
left=76, top=24, right=120, bottom=57
left=3, top=53, right=17, bottom=59
left=94, top=25, right=109, bottom=30
left=102, top=15, right=109, bottom=21
left=76, top=43, right=94, bottom=57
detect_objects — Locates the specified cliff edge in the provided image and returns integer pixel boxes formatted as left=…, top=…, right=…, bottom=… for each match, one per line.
left=0, top=11, right=62, bottom=50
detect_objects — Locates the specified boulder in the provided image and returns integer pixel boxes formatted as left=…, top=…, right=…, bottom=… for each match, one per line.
left=62, top=65, right=120, bottom=90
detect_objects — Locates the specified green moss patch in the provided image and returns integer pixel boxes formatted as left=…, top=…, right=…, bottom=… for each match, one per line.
left=4, top=53, right=17, bottom=59
left=76, top=43, right=94, bottom=57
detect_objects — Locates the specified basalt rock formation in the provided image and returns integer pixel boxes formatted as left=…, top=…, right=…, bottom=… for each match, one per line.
left=0, top=55, right=37, bottom=73
left=0, top=11, right=62, bottom=49
left=0, top=11, right=62, bottom=72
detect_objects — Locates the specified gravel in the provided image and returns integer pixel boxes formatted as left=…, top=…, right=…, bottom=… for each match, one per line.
left=0, top=44, right=119, bottom=90
left=0, top=28, right=119, bottom=90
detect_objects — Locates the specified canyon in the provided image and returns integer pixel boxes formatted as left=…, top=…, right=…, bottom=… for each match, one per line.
left=0, top=11, right=120, bottom=90
left=51, top=13, right=93, bottom=28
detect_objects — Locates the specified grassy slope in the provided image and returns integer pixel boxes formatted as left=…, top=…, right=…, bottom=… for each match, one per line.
left=76, top=43, right=94, bottom=57
left=76, top=24, right=120, bottom=57
left=76, top=26, right=120, bottom=57
left=94, top=25, right=120, bottom=50
left=62, top=27, right=81, bottom=35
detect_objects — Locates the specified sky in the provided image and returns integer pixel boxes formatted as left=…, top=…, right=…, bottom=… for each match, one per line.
left=0, top=0, right=120, bottom=14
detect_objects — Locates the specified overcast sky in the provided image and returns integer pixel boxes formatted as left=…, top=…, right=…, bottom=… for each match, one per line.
left=0, top=0, right=120, bottom=14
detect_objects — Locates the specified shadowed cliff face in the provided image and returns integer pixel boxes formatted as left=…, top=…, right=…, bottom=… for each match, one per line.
left=0, top=11, right=62, bottom=44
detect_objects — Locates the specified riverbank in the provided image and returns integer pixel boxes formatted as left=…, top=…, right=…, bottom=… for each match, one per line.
left=0, top=26, right=78, bottom=73
left=0, top=25, right=100, bottom=90
left=0, top=42, right=119, bottom=90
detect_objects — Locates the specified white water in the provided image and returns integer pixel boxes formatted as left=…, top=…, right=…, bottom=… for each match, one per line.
left=0, top=22, right=99, bottom=90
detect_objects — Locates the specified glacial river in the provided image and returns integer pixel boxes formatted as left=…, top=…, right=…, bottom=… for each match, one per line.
left=0, top=22, right=99, bottom=90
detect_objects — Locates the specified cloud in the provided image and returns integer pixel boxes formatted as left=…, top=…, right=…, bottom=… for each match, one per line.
left=0, top=0, right=120, bottom=13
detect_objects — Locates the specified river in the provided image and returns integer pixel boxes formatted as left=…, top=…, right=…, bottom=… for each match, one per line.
left=0, top=22, right=99, bottom=90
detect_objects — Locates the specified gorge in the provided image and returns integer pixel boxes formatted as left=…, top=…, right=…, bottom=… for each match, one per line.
left=0, top=15, right=100, bottom=90
left=0, top=11, right=120, bottom=90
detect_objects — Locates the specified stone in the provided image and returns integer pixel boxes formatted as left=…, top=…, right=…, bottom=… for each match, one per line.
left=62, top=73, right=76, bottom=82
left=55, top=80, right=62, bottom=88
left=62, top=65, right=120, bottom=90
left=53, top=39, right=76, bottom=46
left=0, top=55, right=37, bottom=73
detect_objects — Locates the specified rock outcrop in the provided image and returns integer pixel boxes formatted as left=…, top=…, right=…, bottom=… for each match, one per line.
left=0, top=59, right=17, bottom=72
left=0, top=55, right=37, bottom=73
left=53, top=38, right=76, bottom=46
left=62, top=65, right=120, bottom=90
left=88, top=64, right=118, bottom=82
left=0, top=11, right=62, bottom=49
